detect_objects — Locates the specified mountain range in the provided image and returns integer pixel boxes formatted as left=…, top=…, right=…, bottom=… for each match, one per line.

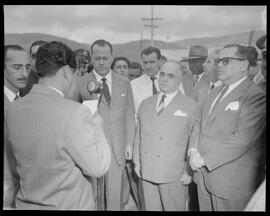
left=5, top=30, right=265, bottom=62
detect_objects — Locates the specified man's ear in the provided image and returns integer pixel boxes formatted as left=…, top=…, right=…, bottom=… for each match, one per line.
left=63, top=65, right=72, bottom=82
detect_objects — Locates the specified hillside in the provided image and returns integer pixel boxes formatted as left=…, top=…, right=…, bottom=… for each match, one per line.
left=5, top=29, right=265, bottom=62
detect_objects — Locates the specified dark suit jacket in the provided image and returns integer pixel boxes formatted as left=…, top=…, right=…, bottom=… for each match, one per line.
left=133, top=91, right=198, bottom=183
left=182, top=73, right=210, bottom=101
left=78, top=71, right=136, bottom=166
left=190, top=78, right=266, bottom=200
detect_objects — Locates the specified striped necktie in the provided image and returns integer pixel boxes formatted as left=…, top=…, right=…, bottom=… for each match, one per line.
left=193, top=75, right=199, bottom=86
left=157, top=94, right=166, bottom=116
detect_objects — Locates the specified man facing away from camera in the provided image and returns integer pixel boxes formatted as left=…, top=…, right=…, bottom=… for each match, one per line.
left=6, top=41, right=111, bottom=210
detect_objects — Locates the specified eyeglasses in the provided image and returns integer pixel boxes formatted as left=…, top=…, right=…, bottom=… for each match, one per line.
left=215, top=57, right=246, bottom=66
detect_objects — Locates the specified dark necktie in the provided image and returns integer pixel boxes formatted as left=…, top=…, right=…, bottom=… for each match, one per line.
left=14, top=95, right=19, bottom=101
left=157, top=94, right=166, bottom=116
left=101, top=77, right=111, bottom=106
left=210, top=84, right=215, bottom=90
left=150, top=76, right=158, bottom=95
left=210, top=85, right=229, bottom=114
left=193, top=75, right=199, bottom=86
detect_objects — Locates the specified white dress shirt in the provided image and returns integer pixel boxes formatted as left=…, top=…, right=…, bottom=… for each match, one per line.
left=93, top=69, right=112, bottom=95
left=4, top=86, right=19, bottom=103
left=208, top=80, right=222, bottom=94
left=156, top=90, right=178, bottom=112
left=131, top=73, right=159, bottom=114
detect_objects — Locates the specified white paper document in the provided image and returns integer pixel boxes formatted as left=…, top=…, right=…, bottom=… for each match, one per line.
left=82, top=100, right=98, bottom=115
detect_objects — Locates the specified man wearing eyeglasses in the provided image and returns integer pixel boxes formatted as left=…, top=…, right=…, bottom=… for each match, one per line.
left=133, top=61, right=197, bottom=211
left=20, top=40, right=48, bottom=97
left=188, top=44, right=266, bottom=211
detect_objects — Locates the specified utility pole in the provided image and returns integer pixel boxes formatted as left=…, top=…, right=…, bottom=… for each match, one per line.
left=166, top=33, right=170, bottom=49
left=141, top=5, right=163, bottom=47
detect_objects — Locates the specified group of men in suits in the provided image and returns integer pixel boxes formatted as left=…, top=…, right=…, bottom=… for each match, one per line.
left=4, top=34, right=266, bottom=211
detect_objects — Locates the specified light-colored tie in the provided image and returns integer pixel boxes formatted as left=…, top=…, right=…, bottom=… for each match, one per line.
left=157, top=94, right=166, bottom=116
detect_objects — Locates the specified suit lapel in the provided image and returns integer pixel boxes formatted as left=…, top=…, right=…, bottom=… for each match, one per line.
left=207, top=78, right=252, bottom=124
left=202, top=86, right=223, bottom=129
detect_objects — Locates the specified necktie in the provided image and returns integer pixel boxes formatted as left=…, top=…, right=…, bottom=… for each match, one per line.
left=101, top=77, right=111, bottom=106
left=210, top=84, right=215, bottom=90
left=157, top=94, right=166, bottom=116
left=193, top=75, right=199, bottom=86
left=210, top=85, right=229, bottom=114
left=14, top=95, right=19, bottom=101
left=150, top=76, right=158, bottom=95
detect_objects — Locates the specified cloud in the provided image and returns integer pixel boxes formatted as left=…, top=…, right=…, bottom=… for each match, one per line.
left=4, top=5, right=266, bottom=44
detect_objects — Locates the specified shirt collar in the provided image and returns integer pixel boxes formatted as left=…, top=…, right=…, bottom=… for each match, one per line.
left=48, top=86, right=64, bottom=97
left=211, top=80, right=222, bottom=88
left=93, top=69, right=112, bottom=83
left=195, top=72, right=205, bottom=82
left=4, top=85, right=19, bottom=102
left=158, top=90, right=178, bottom=104
left=227, top=76, right=248, bottom=90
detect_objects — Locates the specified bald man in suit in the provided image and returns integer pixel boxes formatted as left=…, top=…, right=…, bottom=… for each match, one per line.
left=133, top=61, right=198, bottom=211
left=188, top=44, right=266, bottom=211
left=78, top=39, right=135, bottom=210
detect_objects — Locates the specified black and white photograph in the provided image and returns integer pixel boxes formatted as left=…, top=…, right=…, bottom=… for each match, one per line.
left=3, top=5, right=266, bottom=211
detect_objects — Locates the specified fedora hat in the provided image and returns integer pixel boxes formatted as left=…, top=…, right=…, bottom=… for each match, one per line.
left=187, top=45, right=208, bottom=60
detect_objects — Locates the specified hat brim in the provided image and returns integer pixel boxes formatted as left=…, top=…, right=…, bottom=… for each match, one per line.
left=186, top=56, right=207, bottom=60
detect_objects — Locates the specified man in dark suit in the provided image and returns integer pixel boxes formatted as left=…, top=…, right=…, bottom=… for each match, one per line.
left=6, top=41, right=111, bottom=209
left=20, top=40, right=47, bottom=97
left=133, top=61, right=198, bottom=211
left=4, top=45, right=31, bottom=208
left=181, top=45, right=210, bottom=101
left=188, top=44, right=266, bottom=211
left=78, top=39, right=136, bottom=210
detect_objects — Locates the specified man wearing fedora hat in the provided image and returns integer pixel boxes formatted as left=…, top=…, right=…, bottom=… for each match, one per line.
left=180, top=45, right=210, bottom=101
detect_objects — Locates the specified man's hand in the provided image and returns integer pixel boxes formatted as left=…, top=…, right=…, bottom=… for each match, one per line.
left=180, top=172, right=192, bottom=185
left=125, top=145, right=132, bottom=160
left=134, top=163, right=141, bottom=178
left=189, top=150, right=204, bottom=171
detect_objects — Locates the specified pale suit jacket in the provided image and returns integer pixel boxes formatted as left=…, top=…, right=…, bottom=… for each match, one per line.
left=189, top=78, right=266, bottom=200
left=133, top=91, right=198, bottom=184
left=4, top=93, right=19, bottom=208
left=5, top=84, right=111, bottom=209
left=78, top=72, right=135, bottom=166
left=181, top=73, right=210, bottom=101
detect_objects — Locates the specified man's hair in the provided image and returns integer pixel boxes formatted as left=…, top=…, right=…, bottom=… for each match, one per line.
left=4, top=45, right=27, bottom=67
left=90, top=39, right=113, bottom=54
left=111, top=56, right=130, bottom=69
left=36, top=41, right=77, bottom=78
left=30, top=40, right=47, bottom=54
left=141, top=46, right=161, bottom=59
left=223, top=44, right=257, bottom=67
left=160, top=55, right=167, bottom=61
left=130, top=61, right=142, bottom=71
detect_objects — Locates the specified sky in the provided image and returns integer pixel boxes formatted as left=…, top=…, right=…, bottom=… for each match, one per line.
left=4, top=5, right=267, bottom=44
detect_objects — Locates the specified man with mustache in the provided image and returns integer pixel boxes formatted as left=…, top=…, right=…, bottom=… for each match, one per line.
left=4, top=45, right=31, bottom=208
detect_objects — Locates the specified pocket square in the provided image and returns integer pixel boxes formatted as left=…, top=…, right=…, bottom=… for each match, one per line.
left=225, top=101, right=240, bottom=111
left=174, top=109, right=187, bottom=117
left=121, top=93, right=126, bottom=97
